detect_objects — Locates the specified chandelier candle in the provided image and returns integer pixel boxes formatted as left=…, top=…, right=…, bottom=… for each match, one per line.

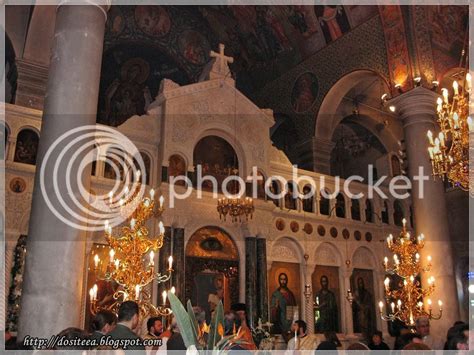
left=379, top=219, right=442, bottom=326
left=427, top=71, right=472, bottom=191
left=89, top=187, right=174, bottom=318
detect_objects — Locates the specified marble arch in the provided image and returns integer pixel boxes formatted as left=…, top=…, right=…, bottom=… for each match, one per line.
left=270, top=236, right=304, bottom=263
left=351, top=246, right=377, bottom=270
left=314, top=70, right=402, bottom=174
left=21, top=6, right=56, bottom=66
left=167, top=151, right=189, bottom=170
left=192, top=128, right=248, bottom=178
left=314, top=242, right=342, bottom=267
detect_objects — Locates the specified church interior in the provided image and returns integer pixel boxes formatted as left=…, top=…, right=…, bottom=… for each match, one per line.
left=2, top=3, right=472, bottom=352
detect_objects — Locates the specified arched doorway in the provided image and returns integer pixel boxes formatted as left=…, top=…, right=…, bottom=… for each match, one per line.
left=185, top=226, right=239, bottom=322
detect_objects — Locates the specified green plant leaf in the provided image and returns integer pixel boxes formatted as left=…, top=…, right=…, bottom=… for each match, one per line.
left=167, top=292, right=199, bottom=349
left=187, top=299, right=200, bottom=345
left=207, top=301, right=224, bottom=349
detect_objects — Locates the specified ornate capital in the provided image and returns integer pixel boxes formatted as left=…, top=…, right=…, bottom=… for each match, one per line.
left=388, top=86, right=440, bottom=128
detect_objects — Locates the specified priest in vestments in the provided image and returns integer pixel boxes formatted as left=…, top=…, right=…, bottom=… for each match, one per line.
left=230, top=303, right=257, bottom=351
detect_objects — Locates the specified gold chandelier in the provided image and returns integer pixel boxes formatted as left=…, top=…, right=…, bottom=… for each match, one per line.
left=378, top=219, right=442, bottom=327
left=89, top=187, right=174, bottom=318
left=427, top=49, right=472, bottom=191
left=217, top=196, right=254, bottom=223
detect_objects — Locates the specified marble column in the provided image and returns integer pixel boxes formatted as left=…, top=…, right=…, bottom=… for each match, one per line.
left=389, top=86, right=459, bottom=341
left=245, top=237, right=257, bottom=328
left=172, top=227, right=185, bottom=302
left=256, top=238, right=268, bottom=323
left=303, top=283, right=315, bottom=335
left=17, top=3, right=108, bottom=339
left=7, top=137, right=16, bottom=162
left=343, top=268, right=354, bottom=335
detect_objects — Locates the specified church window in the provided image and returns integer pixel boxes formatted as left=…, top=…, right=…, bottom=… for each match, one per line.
left=269, top=179, right=281, bottom=207
left=168, top=154, right=187, bottom=186
left=14, top=129, right=39, bottom=165
left=351, top=198, right=361, bottom=221
left=193, top=135, right=238, bottom=193
left=104, top=148, right=126, bottom=181
left=335, top=193, right=346, bottom=218
left=319, top=190, right=330, bottom=215
left=302, top=185, right=314, bottom=212
left=284, top=181, right=297, bottom=210
left=365, top=200, right=374, bottom=223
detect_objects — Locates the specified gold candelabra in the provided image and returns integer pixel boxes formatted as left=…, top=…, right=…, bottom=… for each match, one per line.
left=379, top=219, right=442, bottom=327
left=427, top=70, right=472, bottom=191
left=89, top=187, right=174, bottom=318
left=217, top=197, right=254, bottom=223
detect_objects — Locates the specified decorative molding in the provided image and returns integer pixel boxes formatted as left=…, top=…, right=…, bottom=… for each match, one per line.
left=15, top=59, right=49, bottom=110
left=271, top=241, right=299, bottom=263
left=352, top=247, right=375, bottom=269
left=314, top=242, right=340, bottom=266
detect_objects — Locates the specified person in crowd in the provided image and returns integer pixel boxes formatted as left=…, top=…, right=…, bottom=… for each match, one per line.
left=402, top=342, right=431, bottom=350
left=5, top=331, right=18, bottom=350
left=144, top=317, right=162, bottom=339
left=396, top=332, right=424, bottom=350
left=346, top=342, right=370, bottom=350
left=89, top=310, right=117, bottom=344
left=393, top=324, right=411, bottom=350
left=415, top=316, right=443, bottom=349
left=107, top=300, right=145, bottom=350
left=54, top=327, right=91, bottom=350
left=286, top=320, right=316, bottom=350
left=323, top=331, right=342, bottom=349
left=316, top=340, right=337, bottom=351
left=368, top=330, right=390, bottom=350
left=230, top=303, right=257, bottom=350
left=224, top=311, right=236, bottom=335
left=448, top=334, right=469, bottom=351
left=143, top=317, right=163, bottom=354
left=166, top=316, right=186, bottom=351
left=444, top=321, right=468, bottom=349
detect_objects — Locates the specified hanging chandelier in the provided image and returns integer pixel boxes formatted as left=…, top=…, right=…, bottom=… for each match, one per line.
left=217, top=196, right=254, bottom=223
left=89, top=185, right=174, bottom=318
left=378, top=219, right=442, bottom=327
left=426, top=42, right=472, bottom=191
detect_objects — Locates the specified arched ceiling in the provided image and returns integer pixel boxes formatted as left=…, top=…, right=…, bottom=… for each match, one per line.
left=98, top=5, right=380, bottom=125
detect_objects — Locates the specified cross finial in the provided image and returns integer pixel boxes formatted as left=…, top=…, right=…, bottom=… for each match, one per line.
left=210, top=43, right=234, bottom=75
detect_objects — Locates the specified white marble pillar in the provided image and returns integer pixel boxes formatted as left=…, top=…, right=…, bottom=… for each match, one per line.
left=389, top=86, right=459, bottom=341
left=304, top=285, right=314, bottom=334
left=17, top=3, right=108, bottom=339
left=342, top=268, right=354, bottom=335
left=7, top=137, right=16, bottom=162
